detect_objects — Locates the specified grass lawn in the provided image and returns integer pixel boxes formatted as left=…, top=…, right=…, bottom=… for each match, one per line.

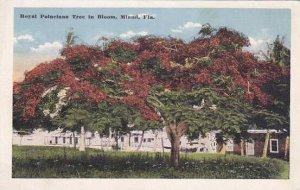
left=12, top=145, right=289, bottom=178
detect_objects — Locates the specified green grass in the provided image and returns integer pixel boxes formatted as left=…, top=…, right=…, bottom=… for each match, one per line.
left=12, top=145, right=289, bottom=178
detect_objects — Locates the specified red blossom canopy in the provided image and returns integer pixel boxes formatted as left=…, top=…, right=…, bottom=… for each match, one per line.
left=13, top=28, right=289, bottom=124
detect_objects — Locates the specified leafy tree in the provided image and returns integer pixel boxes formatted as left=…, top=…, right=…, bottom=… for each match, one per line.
left=66, top=28, right=78, bottom=46
left=13, top=25, right=289, bottom=167
left=198, top=23, right=216, bottom=38
left=261, top=36, right=290, bottom=122
left=88, top=102, right=160, bottom=150
left=259, top=36, right=290, bottom=158
left=262, top=35, right=290, bottom=67
left=52, top=105, right=92, bottom=150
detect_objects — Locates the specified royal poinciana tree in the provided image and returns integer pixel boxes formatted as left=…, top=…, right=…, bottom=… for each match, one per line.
left=13, top=26, right=289, bottom=167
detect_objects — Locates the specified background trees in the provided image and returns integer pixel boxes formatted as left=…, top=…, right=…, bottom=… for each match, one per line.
left=13, top=25, right=289, bottom=167
left=260, top=36, right=290, bottom=158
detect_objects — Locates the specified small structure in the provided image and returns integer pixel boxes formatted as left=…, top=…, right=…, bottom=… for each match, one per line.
left=230, top=130, right=289, bottom=159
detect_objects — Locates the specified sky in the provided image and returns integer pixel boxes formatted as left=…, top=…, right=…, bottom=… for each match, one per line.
left=14, top=8, right=291, bottom=81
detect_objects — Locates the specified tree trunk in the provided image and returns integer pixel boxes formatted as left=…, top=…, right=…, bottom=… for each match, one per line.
left=219, top=143, right=226, bottom=154
left=197, top=133, right=202, bottom=152
left=262, top=130, right=270, bottom=158
left=240, top=139, right=245, bottom=156
left=128, top=132, right=131, bottom=147
left=100, top=134, right=103, bottom=150
left=161, top=135, right=165, bottom=153
left=108, top=127, right=112, bottom=148
left=114, top=131, right=119, bottom=150
left=136, top=130, right=145, bottom=151
left=166, top=122, right=188, bottom=168
left=170, top=133, right=181, bottom=168
left=73, top=131, right=76, bottom=149
left=284, top=136, right=290, bottom=160
left=19, top=135, right=23, bottom=146
left=79, top=126, right=86, bottom=152
left=153, top=130, right=158, bottom=152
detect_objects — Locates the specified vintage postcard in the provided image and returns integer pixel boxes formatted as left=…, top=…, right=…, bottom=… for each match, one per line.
left=1, top=0, right=300, bottom=190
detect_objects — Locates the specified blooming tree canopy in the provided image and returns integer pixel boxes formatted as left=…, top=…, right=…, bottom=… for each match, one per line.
left=13, top=26, right=289, bottom=167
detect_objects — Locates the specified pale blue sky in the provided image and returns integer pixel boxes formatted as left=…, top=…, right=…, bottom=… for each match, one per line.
left=13, top=8, right=291, bottom=81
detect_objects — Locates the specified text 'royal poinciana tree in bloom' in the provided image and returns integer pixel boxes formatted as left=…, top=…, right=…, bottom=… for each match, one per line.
left=13, top=25, right=289, bottom=167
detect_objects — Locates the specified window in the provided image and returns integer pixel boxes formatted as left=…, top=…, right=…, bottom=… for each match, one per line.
left=55, top=137, right=58, bottom=144
left=143, top=139, right=146, bottom=143
left=121, top=137, right=124, bottom=142
left=147, top=138, right=152, bottom=142
left=134, top=137, right=139, bottom=143
left=270, top=139, right=279, bottom=153
left=75, top=137, right=78, bottom=144
left=70, top=137, right=72, bottom=144
left=63, top=137, right=66, bottom=144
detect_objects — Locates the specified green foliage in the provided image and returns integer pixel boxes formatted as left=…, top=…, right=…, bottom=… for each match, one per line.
left=89, top=102, right=160, bottom=135
left=109, top=48, right=136, bottom=63
left=69, top=56, right=89, bottom=72
left=31, top=70, right=62, bottom=83
left=18, top=84, right=31, bottom=94
left=263, top=35, right=290, bottom=67
left=272, top=36, right=290, bottom=67
left=213, top=75, right=233, bottom=89
left=198, top=23, right=216, bottom=38
left=53, top=107, right=93, bottom=132
left=263, top=77, right=290, bottom=118
left=38, top=87, right=61, bottom=113
left=104, top=62, right=120, bottom=71
left=140, top=57, right=161, bottom=71
left=148, top=88, right=250, bottom=136
left=261, top=36, right=290, bottom=132
left=92, top=63, right=134, bottom=98
left=95, top=63, right=121, bottom=78
left=13, top=146, right=288, bottom=178
left=66, top=29, right=78, bottom=46
left=196, top=56, right=212, bottom=66
left=140, top=57, right=172, bottom=80
left=217, top=42, right=240, bottom=52
left=96, top=36, right=110, bottom=50
left=13, top=85, right=27, bottom=107
left=261, top=48, right=290, bottom=132
left=250, top=108, right=288, bottom=130
left=13, top=109, right=54, bottom=132
left=95, top=103, right=135, bottom=133
left=148, top=87, right=287, bottom=140
left=101, top=79, right=131, bottom=98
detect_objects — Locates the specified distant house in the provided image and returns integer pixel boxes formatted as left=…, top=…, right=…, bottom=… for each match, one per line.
left=230, top=130, right=289, bottom=159
left=13, top=128, right=92, bottom=148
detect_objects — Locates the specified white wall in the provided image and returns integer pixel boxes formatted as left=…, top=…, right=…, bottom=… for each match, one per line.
left=12, top=128, right=220, bottom=153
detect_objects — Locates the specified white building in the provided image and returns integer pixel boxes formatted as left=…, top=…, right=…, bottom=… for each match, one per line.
left=13, top=128, right=233, bottom=153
